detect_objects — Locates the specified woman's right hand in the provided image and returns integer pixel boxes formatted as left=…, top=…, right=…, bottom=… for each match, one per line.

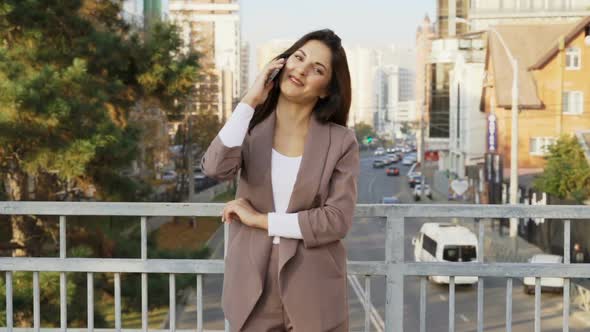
left=241, top=57, right=285, bottom=109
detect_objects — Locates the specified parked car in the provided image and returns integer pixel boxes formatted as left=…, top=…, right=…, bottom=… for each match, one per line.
left=413, top=184, right=432, bottom=200
left=161, top=170, right=177, bottom=182
left=373, top=159, right=387, bottom=168
left=523, top=254, right=564, bottom=294
left=386, top=167, right=400, bottom=176
left=412, top=223, right=478, bottom=285
left=374, top=147, right=385, bottom=156
left=382, top=196, right=400, bottom=204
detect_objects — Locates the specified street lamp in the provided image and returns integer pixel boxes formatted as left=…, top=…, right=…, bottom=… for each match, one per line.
left=456, top=18, right=520, bottom=237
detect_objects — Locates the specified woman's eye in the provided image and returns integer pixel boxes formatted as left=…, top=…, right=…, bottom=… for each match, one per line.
left=295, top=55, right=303, bottom=61
left=315, top=68, right=324, bottom=75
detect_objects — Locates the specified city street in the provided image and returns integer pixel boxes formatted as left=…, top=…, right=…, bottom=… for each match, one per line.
left=346, top=151, right=589, bottom=331
left=174, top=150, right=589, bottom=331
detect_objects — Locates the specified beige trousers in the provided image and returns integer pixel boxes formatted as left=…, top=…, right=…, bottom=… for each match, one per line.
left=238, top=243, right=294, bottom=332
left=237, top=243, right=349, bottom=332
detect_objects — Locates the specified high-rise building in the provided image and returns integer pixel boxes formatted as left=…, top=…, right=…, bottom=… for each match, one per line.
left=437, top=0, right=470, bottom=37
left=469, top=0, right=590, bottom=30
left=169, top=0, right=242, bottom=121
left=347, top=46, right=379, bottom=128
left=240, top=41, right=250, bottom=98
left=122, top=0, right=169, bottom=27
left=416, top=15, right=435, bottom=161
left=375, top=65, right=416, bottom=140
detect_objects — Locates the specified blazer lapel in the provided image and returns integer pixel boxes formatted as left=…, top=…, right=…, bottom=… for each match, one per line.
left=276, top=111, right=331, bottom=277
left=248, top=109, right=331, bottom=287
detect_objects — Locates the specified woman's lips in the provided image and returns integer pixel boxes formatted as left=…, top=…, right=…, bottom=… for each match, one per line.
left=288, top=75, right=304, bottom=87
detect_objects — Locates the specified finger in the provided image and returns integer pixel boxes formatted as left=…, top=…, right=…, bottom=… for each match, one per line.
left=265, top=60, right=285, bottom=76
left=224, top=206, right=233, bottom=223
left=223, top=204, right=232, bottom=223
left=267, top=57, right=285, bottom=68
left=229, top=212, right=241, bottom=223
left=221, top=206, right=227, bottom=223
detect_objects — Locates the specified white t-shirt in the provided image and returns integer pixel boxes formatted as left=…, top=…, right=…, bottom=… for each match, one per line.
left=218, top=102, right=303, bottom=244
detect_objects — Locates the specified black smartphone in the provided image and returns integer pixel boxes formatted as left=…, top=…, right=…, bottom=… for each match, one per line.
left=266, top=67, right=281, bottom=85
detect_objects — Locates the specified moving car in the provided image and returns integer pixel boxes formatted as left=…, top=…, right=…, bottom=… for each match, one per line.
left=374, top=147, right=385, bottom=156
left=412, top=223, right=479, bottom=285
left=372, top=159, right=387, bottom=168
left=386, top=153, right=400, bottom=163
left=402, top=157, right=415, bottom=166
left=386, top=167, right=400, bottom=176
left=523, top=254, right=564, bottom=294
left=161, top=170, right=177, bottom=182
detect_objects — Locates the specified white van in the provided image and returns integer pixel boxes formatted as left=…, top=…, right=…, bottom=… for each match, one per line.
left=412, top=223, right=479, bottom=285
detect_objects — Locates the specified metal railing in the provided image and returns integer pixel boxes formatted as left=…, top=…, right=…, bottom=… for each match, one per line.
left=1, top=202, right=589, bottom=332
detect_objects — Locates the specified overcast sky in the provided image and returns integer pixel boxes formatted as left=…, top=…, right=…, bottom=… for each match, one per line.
left=240, top=0, right=436, bottom=81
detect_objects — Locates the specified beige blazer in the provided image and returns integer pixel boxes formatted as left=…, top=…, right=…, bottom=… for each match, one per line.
left=200, top=108, right=360, bottom=331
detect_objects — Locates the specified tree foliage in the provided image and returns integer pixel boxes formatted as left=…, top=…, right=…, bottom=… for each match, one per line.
left=534, top=135, right=590, bottom=203
left=0, top=0, right=200, bottom=201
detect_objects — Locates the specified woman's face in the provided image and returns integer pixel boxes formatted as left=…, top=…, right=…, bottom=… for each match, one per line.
left=279, top=40, right=333, bottom=104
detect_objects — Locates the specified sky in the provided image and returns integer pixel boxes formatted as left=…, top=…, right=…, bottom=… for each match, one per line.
left=240, top=0, right=436, bottom=80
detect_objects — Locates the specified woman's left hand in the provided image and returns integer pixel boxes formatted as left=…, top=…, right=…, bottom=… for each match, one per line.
left=221, top=198, right=267, bottom=230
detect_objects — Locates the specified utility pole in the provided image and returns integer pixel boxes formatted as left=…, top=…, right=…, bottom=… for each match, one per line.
left=489, top=26, right=520, bottom=238
left=187, top=95, right=195, bottom=202
left=420, top=63, right=428, bottom=200
left=508, top=58, right=519, bottom=237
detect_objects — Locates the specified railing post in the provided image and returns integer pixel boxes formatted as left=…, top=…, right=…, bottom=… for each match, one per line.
left=385, top=210, right=404, bottom=331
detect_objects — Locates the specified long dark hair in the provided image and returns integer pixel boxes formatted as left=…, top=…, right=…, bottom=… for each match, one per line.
left=247, top=29, right=352, bottom=134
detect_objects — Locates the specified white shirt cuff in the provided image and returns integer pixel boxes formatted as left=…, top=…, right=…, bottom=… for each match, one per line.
left=218, top=102, right=255, bottom=147
left=267, top=212, right=303, bottom=239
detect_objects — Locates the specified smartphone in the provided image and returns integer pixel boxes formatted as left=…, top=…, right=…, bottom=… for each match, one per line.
left=266, top=67, right=281, bottom=85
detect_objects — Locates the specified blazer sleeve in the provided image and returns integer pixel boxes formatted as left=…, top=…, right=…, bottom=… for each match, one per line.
left=200, top=103, right=253, bottom=181
left=297, top=129, right=360, bottom=249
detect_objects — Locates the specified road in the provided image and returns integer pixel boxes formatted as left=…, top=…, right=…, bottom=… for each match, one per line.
left=172, top=150, right=589, bottom=331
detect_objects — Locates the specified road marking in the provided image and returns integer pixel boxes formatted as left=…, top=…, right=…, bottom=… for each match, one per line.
left=459, top=314, right=469, bottom=322
left=347, top=275, right=385, bottom=332
left=439, top=294, right=447, bottom=301
left=368, top=175, right=377, bottom=195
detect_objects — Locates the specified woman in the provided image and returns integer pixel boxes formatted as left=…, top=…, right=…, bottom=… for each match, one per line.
left=200, top=29, right=359, bottom=332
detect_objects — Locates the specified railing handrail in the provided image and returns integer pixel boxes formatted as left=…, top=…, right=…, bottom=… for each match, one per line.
left=2, top=201, right=590, bottom=332
left=1, top=201, right=590, bottom=218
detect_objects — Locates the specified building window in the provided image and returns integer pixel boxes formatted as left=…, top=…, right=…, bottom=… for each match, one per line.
left=563, top=91, right=584, bottom=115
left=529, top=137, right=556, bottom=156
left=565, top=47, right=581, bottom=70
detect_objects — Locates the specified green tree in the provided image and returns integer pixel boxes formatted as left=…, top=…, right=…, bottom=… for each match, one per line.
left=0, top=0, right=203, bottom=327
left=353, top=122, right=376, bottom=145
left=534, top=135, right=590, bottom=203
left=0, top=0, right=200, bottom=254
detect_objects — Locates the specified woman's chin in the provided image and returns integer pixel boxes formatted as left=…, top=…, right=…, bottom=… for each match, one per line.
left=279, top=85, right=304, bottom=99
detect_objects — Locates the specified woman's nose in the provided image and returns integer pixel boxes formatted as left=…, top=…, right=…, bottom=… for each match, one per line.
left=293, top=65, right=307, bottom=77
